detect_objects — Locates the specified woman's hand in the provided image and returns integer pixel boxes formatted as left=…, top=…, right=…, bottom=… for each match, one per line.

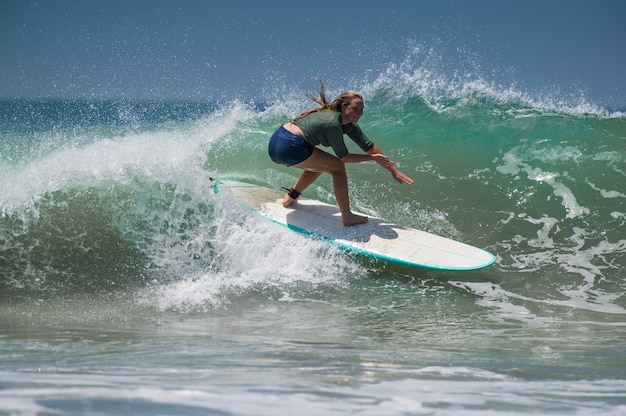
left=368, top=146, right=413, bottom=184
left=391, top=169, right=414, bottom=184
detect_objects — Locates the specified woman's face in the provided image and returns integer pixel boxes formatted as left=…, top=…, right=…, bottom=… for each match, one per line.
left=342, top=98, right=364, bottom=124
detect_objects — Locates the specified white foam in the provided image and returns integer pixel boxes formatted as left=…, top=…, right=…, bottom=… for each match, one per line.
left=610, top=212, right=625, bottom=221
left=524, top=215, right=558, bottom=249
left=0, top=102, right=258, bottom=215
left=551, top=180, right=590, bottom=219
left=497, top=144, right=590, bottom=218
left=453, top=275, right=626, bottom=319
left=361, top=43, right=624, bottom=118
left=3, top=371, right=625, bottom=416
left=137, top=192, right=360, bottom=311
left=588, top=182, right=626, bottom=199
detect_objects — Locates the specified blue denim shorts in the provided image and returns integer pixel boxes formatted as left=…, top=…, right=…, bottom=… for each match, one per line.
left=268, top=126, right=314, bottom=166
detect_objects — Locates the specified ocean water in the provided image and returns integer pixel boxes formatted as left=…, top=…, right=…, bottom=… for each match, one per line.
left=1, top=69, right=625, bottom=415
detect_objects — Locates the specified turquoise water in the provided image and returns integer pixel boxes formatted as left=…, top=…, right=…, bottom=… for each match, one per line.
left=1, top=73, right=625, bottom=414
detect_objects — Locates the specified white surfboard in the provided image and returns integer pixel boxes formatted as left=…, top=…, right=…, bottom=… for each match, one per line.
left=215, top=179, right=496, bottom=271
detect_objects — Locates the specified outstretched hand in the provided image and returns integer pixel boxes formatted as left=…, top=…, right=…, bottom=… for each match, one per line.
left=391, top=169, right=413, bottom=185
left=371, top=153, right=413, bottom=184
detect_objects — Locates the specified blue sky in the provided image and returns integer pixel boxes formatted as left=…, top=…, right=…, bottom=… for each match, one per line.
left=1, top=0, right=624, bottom=108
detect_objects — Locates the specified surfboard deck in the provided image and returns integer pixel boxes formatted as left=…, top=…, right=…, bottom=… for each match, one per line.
left=215, top=179, right=496, bottom=271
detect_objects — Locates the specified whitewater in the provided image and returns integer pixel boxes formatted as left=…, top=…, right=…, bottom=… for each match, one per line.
left=1, top=65, right=625, bottom=415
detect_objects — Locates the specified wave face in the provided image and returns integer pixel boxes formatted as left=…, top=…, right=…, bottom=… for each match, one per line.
left=1, top=65, right=625, bottom=317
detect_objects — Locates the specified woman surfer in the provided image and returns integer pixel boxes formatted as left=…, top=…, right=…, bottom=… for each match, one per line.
left=268, top=80, right=413, bottom=226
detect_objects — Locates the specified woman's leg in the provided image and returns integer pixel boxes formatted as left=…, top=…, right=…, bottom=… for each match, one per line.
left=286, top=148, right=367, bottom=226
left=282, top=170, right=322, bottom=207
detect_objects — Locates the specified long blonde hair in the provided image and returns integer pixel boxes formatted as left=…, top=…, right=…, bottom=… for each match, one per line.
left=293, top=79, right=362, bottom=122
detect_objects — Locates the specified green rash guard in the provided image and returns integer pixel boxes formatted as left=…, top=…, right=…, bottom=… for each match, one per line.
left=292, top=111, right=374, bottom=159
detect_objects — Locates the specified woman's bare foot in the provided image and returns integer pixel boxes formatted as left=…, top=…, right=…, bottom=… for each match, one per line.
left=343, top=213, right=368, bottom=227
left=282, top=194, right=297, bottom=207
